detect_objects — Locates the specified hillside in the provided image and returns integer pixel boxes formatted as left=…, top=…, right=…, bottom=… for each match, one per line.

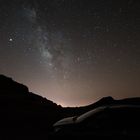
left=0, top=75, right=63, bottom=139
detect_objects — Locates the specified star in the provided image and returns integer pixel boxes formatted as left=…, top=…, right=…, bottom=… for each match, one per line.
left=9, top=38, right=13, bottom=42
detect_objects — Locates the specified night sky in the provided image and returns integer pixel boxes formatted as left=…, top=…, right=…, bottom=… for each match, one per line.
left=0, top=0, right=140, bottom=107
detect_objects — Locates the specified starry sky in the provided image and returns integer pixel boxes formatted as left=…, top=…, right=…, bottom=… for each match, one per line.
left=0, top=0, right=140, bottom=107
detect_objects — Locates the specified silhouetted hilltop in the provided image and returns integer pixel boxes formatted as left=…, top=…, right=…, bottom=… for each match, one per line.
left=0, top=74, right=28, bottom=95
left=0, top=74, right=59, bottom=107
left=48, top=96, right=114, bottom=121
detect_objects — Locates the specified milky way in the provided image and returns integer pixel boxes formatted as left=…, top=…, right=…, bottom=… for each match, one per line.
left=0, top=0, right=140, bottom=106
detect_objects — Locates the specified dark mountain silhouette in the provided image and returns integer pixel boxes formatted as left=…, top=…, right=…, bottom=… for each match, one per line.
left=0, top=74, right=140, bottom=139
left=0, top=75, right=63, bottom=139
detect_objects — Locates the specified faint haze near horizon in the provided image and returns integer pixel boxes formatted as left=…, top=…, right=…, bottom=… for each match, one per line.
left=0, top=0, right=140, bottom=107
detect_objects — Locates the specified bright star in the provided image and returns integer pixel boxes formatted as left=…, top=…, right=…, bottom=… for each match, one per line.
left=9, top=38, right=13, bottom=42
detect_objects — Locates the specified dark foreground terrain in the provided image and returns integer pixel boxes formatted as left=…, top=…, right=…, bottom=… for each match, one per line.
left=0, top=74, right=140, bottom=139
